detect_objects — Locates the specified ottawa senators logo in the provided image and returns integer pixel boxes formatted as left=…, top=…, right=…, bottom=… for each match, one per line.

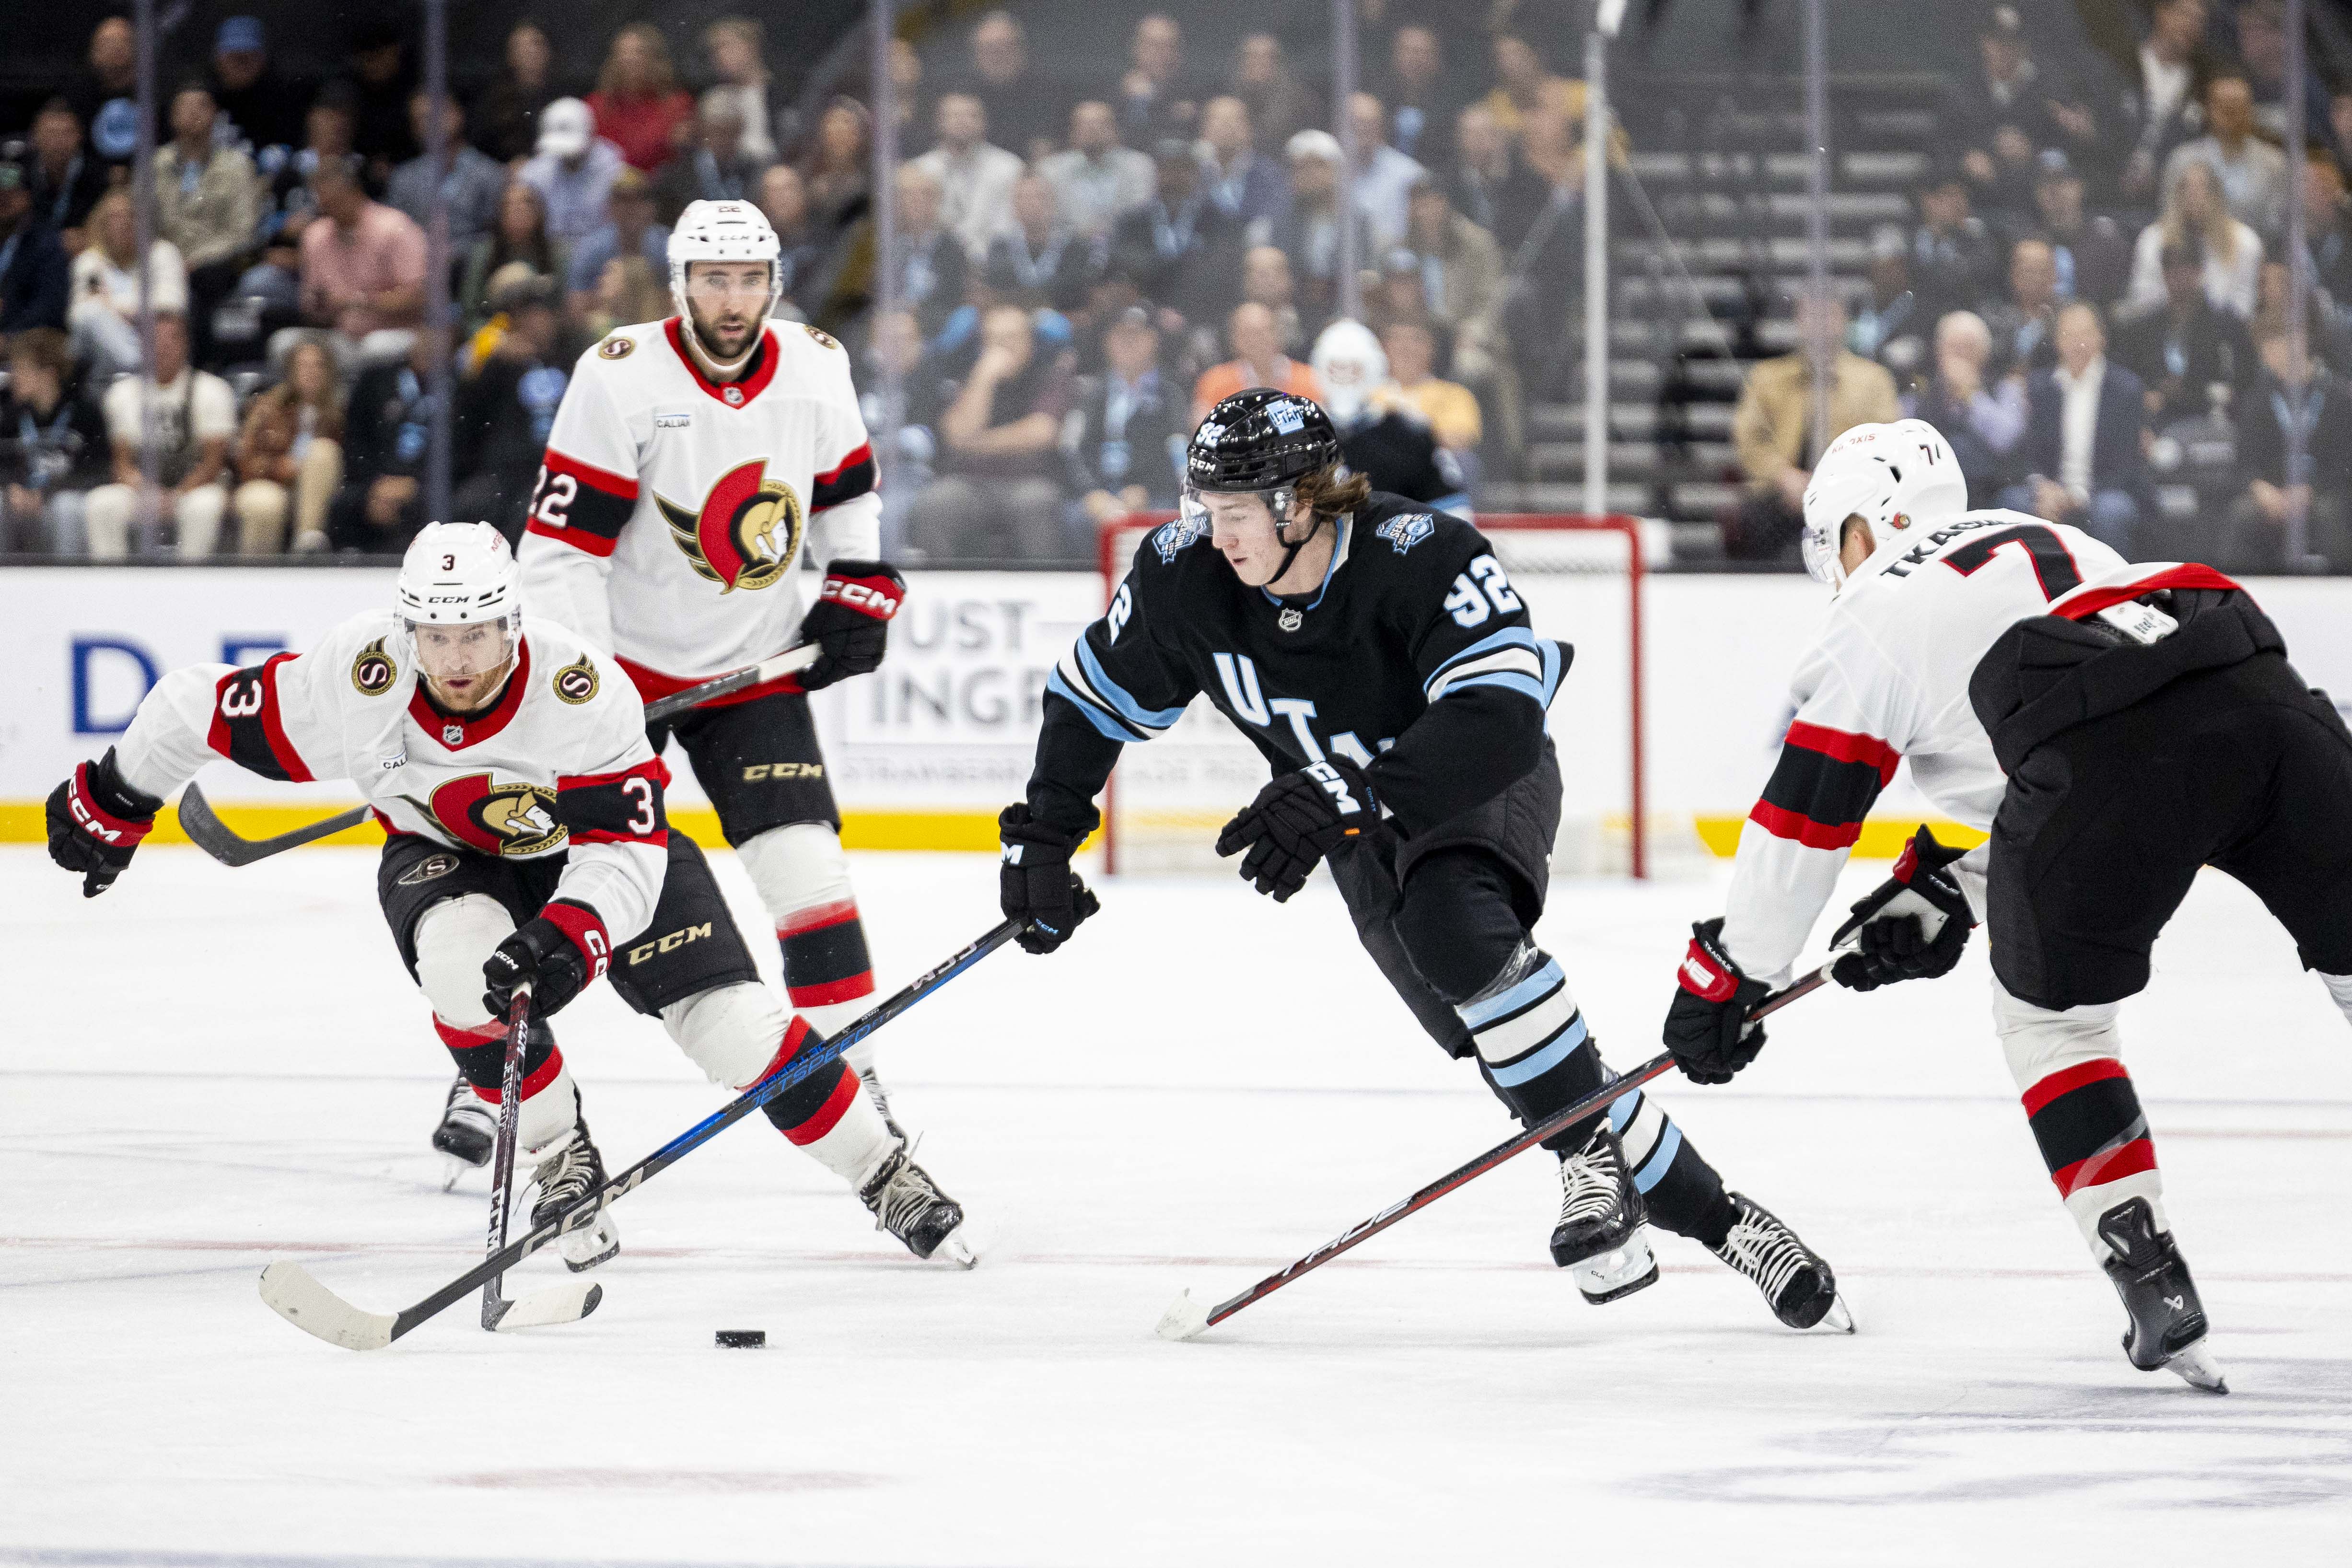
left=654, top=458, right=804, bottom=593
left=419, top=774, right=566, bottom=857
left=598, top=335, right=635, bottom=360
left=803, top=324, right=839, bottom=351
left=350, top=638, right=398, bottom=696
left=552, top=655, right=599, bottom=704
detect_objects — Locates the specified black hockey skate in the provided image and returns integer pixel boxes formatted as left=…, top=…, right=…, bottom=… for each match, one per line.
left=1709, top=1192, right=1853, bottom=1332
left=529, top=1112, right=620, bottom=1273
left=431, top=1073, right=496, bottom=1189
left=859, top=1144, right=976, bottom=1267
left=1553, top=1123, right=1659, bottom=1303
left=2097, top=1197, right=2226, bottom=1393
left=858, top=1065, right=907, bottom=1141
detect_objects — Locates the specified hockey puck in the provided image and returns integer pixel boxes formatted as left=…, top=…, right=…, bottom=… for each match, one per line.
left=714, top=1329, right=766, bottom=1349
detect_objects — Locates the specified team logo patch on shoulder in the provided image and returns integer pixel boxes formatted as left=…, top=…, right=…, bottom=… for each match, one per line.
left=598, top=335, right=635, bottom=360
left=1153, top=514, right=1208, bottom=562
left=553, top=655, right=599, bottom=704
left=395, top=852, right=460, bottom=887
left=1375, top=513, right=1434, bottom=554
left=350, top=637, right=398, bottom=696
left=803, top=324, right=840, bottom=351
left=656, top=458, right=804, bottom=592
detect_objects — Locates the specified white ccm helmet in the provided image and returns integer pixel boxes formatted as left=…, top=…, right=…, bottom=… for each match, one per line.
left=396, top=521, right=522, bottom=633
left=669, top=199, right=781, bottom=362
left=1800, top=418, right=1968, bottom=589
left=1310, top=317, right=1389, bottom=426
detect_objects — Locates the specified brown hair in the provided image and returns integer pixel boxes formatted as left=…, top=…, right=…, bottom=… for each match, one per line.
left=8, top=326, right=72, bottom=380
left=1296, top=464, right=1372, bottom=521
left=599, top=24, right=680, bottom=101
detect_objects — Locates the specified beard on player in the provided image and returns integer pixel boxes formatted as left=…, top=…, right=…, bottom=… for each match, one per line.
left=680, top=259, right=771, bottom=370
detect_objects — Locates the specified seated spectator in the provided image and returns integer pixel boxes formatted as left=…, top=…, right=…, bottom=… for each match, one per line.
left=1907, top=170, right=2001, bottom=324
left=208, top=16, right=304, bottom=156
left=2112, top=241, right=2255, bottom=427
left=1313, top=317, right=1463, bottom=509
left=1241, top=244, right=1304, bottom=352
left=566, top=170, right=670, bottom=324
left=264, top=93, right=360, bottom=249
left=1346, top=93, right=1428, bottom=251
left=473, top=20, right=563, bottom=165
left=581, top=255, right=671, bottom=342
left=226, top=237, right=303, bottom=336
left=2222, top=326, right=2352, bottom=570
left=1229, top=34, right=1313, bottom=158
left=325, top=328, right=443, bottom=553
left=387, top=92, right=507, bottom=262
left=2163, top=73, right=2289, bottom=242
left=1069, top=304, right=1186, bottom=524
left=2032, top=151, right=2131, bottom=310
left=1482, top=35, right=1575, bottom=147
left=2297, top=155, right=2352, bottom=369
left=986, top=175, right=1098, bottom=314
left=1951, top=6, right=2101, bottom=179
left=1968, top=124, right=2045, bottom=242
left=799, top=97, right=873, bottom=243
left=67, top=17, right=140, bottom=172
left=948, top=10, right=1057, bottom=164
left=1909, top=308, right=2026, bottom=497
left=1364, top=249, right=1431, bottom=340
left=0, top=151, right=72, bottom=342
left=758, top=166, right=827, bottom=311
left=0, top=327, right=108, bottom=553
left=912, top=93, right=1024, bottom=264
left=1112, top=141, right=1243, bottom=332
left=85, top=309, right=235, bottom=558
left=1982, top=237, right=2063, bottom=377
left=854, top=307, right=942, bottom=552
left=230, top=333, right=344, bottom=553
left=655, top=91, right=773, bottom=227
left=1726, top=294, right=1902, bottom=560
left=460, top=182, right=567, bottom=337
left=1376, top=317, right=1481, bottom=454
left=24, top=100, right=109, bottom=253
left=1116, top=13, right=1204, bottom=148
left=890, top=164, right=968, bottom=343
left=519, top=98, right=627, bottom=248
left=1193, top=301, right=1323, bottom=422
left=68, top=191, right=185, bottom=379
left=2114, top=0, right=2214, bottom=207
left=1848, top=228, right=1924, bottom=372
left=2126, top=159, right=2264, bottom=320
left=2236, top=0, right=2331, bottom=148
left=701, top=16, right=787, bottom=165
left=454, top=275, right=571, bottom=543
left=345, top=19, right=420, bottom=183
left=1198, top=96, right=1287, bottom=244
left=299, top=158, right=427, bottom=362
left=154, top=81, right=262, bottom=363
left=1382, top=25, right=1460, bottom=171
left=587, top=25, right=694, bottom=175
left=1273, top=131, right=1370, bottom=345
left=1447, top=105, right=1551, bottom=257
left=2000, top=302, right=2151, bottom=554
left=1037, top=102, right=1155, bottom=243
left=908, top=303, right=1077, bottom=560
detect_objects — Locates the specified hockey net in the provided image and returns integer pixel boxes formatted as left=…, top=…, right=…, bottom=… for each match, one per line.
left=1094, top=512, right=1648, bottom=878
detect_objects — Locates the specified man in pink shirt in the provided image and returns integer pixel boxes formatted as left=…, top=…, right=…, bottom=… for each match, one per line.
left=298, top=158, right=426, bottom=358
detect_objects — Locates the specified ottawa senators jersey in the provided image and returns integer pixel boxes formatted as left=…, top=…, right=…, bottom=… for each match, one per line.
left=112, top=612, right=670, bottom=944
left=1716, top=509, right=2170, bottom=985
left=517, top=316, right=882, bottom=705
left=1024, top=491, right=1568, bottom=840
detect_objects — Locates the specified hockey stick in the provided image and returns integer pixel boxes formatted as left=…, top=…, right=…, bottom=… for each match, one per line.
left=476, top=981, right=585, bottom=1332
left=1156, top=963, right=1832, bottom=1341
left=258, top=917, right=1022, bottom=1350
left=176, top=643, right=821, bottom=867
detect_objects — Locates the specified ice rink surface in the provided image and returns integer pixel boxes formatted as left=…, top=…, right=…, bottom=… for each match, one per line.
left=4, top=841, right=2349, bottom=1567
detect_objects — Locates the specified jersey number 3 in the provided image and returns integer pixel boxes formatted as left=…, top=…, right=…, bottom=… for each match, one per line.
left=1942, top=523, right=2082, bottom=600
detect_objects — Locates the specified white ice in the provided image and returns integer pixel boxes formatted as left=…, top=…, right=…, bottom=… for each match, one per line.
left=5, top=842, right=2349, bottom=1566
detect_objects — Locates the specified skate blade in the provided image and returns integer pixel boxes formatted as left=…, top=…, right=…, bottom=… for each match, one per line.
left=1577, top=1259, right=1660, bottom=1304
left=1813, top=1293, right=1858, bottom=1335
left=2163, top=1338, right=2229, bottom=1394
left=1156, top=1289, right=1213, bottom=1341
left=557, top=1216, right=621, bottom=1274
left=927, top=1224, right=980, bottom=1270
left=1571, top=1233, right=1659, bottom=1304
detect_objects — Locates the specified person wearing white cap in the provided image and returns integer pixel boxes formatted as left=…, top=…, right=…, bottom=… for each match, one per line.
left=518, top=97, right=626, bottom=247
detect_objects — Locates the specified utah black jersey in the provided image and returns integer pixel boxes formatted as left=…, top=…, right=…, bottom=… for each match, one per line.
left=1027, top=492, right=1568, bottom=838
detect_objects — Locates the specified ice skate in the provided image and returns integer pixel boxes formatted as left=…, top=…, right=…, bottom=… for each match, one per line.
left=2097, top=1198, right=2226, bottom=1393
left=860, top=1144, right=975, bottom=1267
left=529, top=1115, right=620, bottom=1273
left=1553, top=1123, right=1658, bottom=1303
left=1710, top=1192, right=1852, bottom=1331
left=431, top=1073, right=495, bottom=1190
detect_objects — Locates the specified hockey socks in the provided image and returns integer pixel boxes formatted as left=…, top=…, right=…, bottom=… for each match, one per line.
left=2022, top=1057, right=2167, bottom=1257
left=777, top=896, right=881, bottom=1057
left=433, top=1013, right=578, bottom=1151
left=662, top=984, right=895, bottom=1189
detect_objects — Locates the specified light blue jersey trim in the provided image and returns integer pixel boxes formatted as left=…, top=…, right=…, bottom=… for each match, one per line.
left=1257, top=516, right=1351, bottom=615
left=1458, top=956, right=1565, bottom=1031
left=1047, top=667, right=1149, bottom=743
left=1426, top=626, right=1542, bottom=689
left=1445, top=670, right=1550, bottom=704
left=1631, top=1123, right=1684, bottom=1194
left=1075, top=639, right=1186, bottom=732
left=1485, top=1013, right=1589, bottom=1087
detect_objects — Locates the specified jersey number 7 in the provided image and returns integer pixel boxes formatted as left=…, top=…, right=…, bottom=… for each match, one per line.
left=1942, top=523, right=2083, bottom=600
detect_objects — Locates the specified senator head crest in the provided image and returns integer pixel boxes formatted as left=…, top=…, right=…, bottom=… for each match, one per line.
left=655, top=459, right=804, bottom=593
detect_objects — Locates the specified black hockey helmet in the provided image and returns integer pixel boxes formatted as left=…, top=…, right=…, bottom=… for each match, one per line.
left=1186, top=388, right=1340, bottom=496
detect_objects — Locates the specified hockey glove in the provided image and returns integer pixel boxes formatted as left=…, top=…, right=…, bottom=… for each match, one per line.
left=46, top=749, right=161, bottom=898
left=482, top=899, right=610, bottom=1019
left=1214, top=757, right=1379, bottom=903
left=1000, top=803, right=1101, bottom=954
left=1828, top=825, right=1976, bottom=992
left=799, top=560, right=906, bottom=691
left=1663, top=917, right=1772, bottom=1085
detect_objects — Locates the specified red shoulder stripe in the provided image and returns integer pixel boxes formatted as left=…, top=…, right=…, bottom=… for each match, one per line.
left=2050, top=565, right=2241, bottom=623
left=1746, top=799, right=1865, bottom=851
left=1783, top=720, right=1901, bottom=784
left=543, top=446, right=639, bottom=500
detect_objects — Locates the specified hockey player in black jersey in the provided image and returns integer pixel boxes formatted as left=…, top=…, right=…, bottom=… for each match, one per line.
left=997, top=388, right=1851, bottom=1329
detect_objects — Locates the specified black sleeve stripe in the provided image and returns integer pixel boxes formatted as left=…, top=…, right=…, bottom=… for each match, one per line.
left=811, top=442, right=876, bottom=512
left=555, top=761, right=670, bottom=845
left=1752, top=744, right=1888, bottom=846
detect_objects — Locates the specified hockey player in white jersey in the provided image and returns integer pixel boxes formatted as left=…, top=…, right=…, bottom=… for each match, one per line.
left=44, top=524, right=972, bottom=1266
left=1660, top=418, right=2352, bottom=1392
left=509, top=198, right=922, bottom=1154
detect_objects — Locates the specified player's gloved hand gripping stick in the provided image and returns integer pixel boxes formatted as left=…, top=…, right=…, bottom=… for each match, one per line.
left=258, top=918, right=1022, bottom=1350
left=175, top=642, right=826, bottom=868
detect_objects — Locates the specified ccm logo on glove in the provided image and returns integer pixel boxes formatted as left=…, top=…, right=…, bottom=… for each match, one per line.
left=819, top=573, right=903, bottom=619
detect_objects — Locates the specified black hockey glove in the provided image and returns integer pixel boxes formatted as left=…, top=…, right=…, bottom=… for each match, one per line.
left=482, top=899, right=611, bottom=1019
left=1828, top=825, right=1977, bottom=993
left=798, top=560, right=905, bottom=691
left=1663, top=917, right=1772, bottom=1085
left=46, top=748, right=161, bottom=898
left=1000, top=803, right=1101, bottom=954
left=1214, top=758, right=1379, bottom=902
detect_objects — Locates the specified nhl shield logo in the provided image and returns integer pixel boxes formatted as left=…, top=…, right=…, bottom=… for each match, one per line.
left=723, top=384, right=745, bottom=406
left=442, top=723, right=465, bottom=745
left=655, top=458, right=804, bottom=593
left=1278, top=607, right=1304, bottom=632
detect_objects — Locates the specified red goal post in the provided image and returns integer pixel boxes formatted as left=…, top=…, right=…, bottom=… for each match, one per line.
left=1093, top=511, right=1648, bottom=879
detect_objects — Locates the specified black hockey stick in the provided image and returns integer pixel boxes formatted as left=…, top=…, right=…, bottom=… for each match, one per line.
left=176, top=643, right=821, bottom=867
left=258, top=917, right=1021, bottom=1350
left=1156, top=963, right=1833, bottom=1340
left=478, top=982, right=582, bottom=1332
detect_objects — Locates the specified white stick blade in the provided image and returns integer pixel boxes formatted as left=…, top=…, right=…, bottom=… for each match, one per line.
left=257, top=1261, right=396, bottom=1351
left=1155, top=1289, right=1211, bottom=1341
left=491, top=1279, right=603, bottom=1332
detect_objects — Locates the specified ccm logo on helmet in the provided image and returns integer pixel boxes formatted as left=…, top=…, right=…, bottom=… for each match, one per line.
left=820, top=579, right=900, bottom=618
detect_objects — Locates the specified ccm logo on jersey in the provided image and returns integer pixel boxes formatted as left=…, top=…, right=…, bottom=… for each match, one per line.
left=742, top=762, right=823, bottom=781
left=629, top=922, right=714, bottom=964
left=819, top=576, right=902, bottom=619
